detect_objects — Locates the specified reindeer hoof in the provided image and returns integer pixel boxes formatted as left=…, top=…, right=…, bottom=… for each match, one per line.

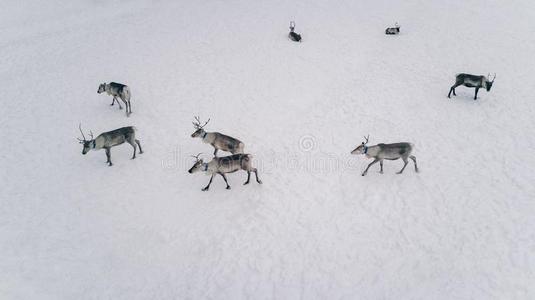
left=139, top=151, right=144, bottom=154
left=243, top=181, right=250, bottom=185
left=202, top=187, right=209, bottom=191
left=108, top=163, right=113, bottom=167
left=257, top=180, right=263, bottom=184
left=226, top=186, right=231, bottom=190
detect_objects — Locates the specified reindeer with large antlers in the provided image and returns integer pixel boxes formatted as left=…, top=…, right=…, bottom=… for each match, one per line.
left=188, top=153, right=262, bottom=191
left=191, top=116, right=244, bottom=156
left=351, top=135, right=418, bottom=176
left=448, top=73, right=496, bottom=100
left=78, top=124, right=143, bottom=166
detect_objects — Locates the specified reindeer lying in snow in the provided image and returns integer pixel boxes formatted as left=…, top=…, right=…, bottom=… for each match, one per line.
left=191, top=116, right=244, bottom=156
left=351, top=135, right=418, bottom=176
left=385, top=22, right=400, bottom=35
left=188, top=153, right=262, bottom=191
left=288, top=21, right=302, bottom=42
left=78, top=124, right=143, bottom=166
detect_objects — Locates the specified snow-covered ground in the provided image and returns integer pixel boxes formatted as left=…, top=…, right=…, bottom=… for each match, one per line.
left=1, top=0, right=535, bottom=298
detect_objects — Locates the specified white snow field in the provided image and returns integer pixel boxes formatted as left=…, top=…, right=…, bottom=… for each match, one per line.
left=1, top=0, right=535, bottom=299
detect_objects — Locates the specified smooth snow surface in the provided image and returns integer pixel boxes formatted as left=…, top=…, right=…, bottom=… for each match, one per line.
left=1, top=0, right=535, bottom=299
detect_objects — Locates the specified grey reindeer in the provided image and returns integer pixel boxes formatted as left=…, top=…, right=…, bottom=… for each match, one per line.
left=288, top=21, right=302, bottom=42
left=97, top=82, right=132, bottom=116
left=188, top=153, right=262, bottom=191
left=448, top=73, right=496, bottom=100
left=78, top=124, right=143, bottom=166
left=351, top=135, right=418, bottom=176
left=191, top=116, right=245, bottom=156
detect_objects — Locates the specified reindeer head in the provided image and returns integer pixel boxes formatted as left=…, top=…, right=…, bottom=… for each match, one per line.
left=191, top=116, right=210, bottom=138
left=77, top=124, right=94, bottom=155
left=97, top=83, right=106, bottom=94
left=486, top=73, right=496, bottom=91
left=188, top=153, right=204, bottom=173
left=351, top=135, right=370, bottom=155
left=289, top=21, right=295, bottom=32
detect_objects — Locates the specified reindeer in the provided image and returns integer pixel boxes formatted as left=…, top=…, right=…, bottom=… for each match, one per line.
left=385, top=22, right=400, bottom=35
left=288, top=21, right=302, bottom=42
left=351, top=135, right=418, bottom=176
left=97, top=82, right=132, bottom=116
left=77, top=124, right=143, bottom=166
left=188, top=153, right=262, bottom=191
left=448, top=73, right=496, bottom=100
left=191, top=116, right=244, bottom=156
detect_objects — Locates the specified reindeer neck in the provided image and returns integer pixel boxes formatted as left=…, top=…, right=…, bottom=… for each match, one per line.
left=203, top=161, right=217, bottom=174
left=201, top=131, right=215, bottom=143
left=365, top=145, right=381, bottom=157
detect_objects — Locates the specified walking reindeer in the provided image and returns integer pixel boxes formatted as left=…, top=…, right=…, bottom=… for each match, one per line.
left=78, top=124, right=143, bottom=166
left=448, top=73, right=496, bottom=100
left=288, top=21, right=302, bottom=42
left=188, top=153, right=262, bottom=191
left=97, top=82, right=132, bottom=116
left=191, top=116, right=244, bottom=156
left=351, top=135, right=418, bottom=176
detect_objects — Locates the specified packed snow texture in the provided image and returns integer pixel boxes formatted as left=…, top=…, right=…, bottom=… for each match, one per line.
left=1, top=0, right=535, bottom=299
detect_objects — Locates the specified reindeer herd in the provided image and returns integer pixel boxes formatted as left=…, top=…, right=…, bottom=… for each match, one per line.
left=77, top=22, right=497, bottom=191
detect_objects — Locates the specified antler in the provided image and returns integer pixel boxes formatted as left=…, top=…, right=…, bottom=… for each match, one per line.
left=192, top=116, right=210, bottom=129
left=191, top=153, right=203, bottom=161
left=78, top=123, right=94, bottom=143
left=78, top=123, right=86, bottom=142
left=363, top=134, right=370, bottom=144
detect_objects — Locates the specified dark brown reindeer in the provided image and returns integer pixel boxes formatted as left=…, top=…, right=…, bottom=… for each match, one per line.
left=351, top=135, right=418, bottom=176
left=448, top=73, right=496, bottom=100
left=78, top=124, right=143, bottom=166
left=188, top=153, right=262, bottom=191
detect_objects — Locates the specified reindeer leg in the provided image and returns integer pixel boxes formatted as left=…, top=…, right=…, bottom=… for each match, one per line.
left=110, top=97, right=116, bottom=106
left=397, top=157, right=409, bottom=174
left=410, top=155, right=418, bottom=172
left=105, top=147, right=113, bottom=166
left=128, top=139, right=137, bottom=159
left=362, top=159, right=379, bottom=176
left=213, top=148, right=218, bottom=156
left=379, top=160, right=384, bottom=173
left=448, top=84, right=459, bottom=98
left=136, top=139, right=143, bottom=154
left=202, top=175, right=214, bottom=191
left=115, top=96, right=123, bottom=109
left=244, top=171, right=251, bottom=185
left=253, top=168, right=262, bottom=184
left=219, top=173, right=231, bottom=190
left=474, top=88, right=479, bottom=100
left=120, top=98, right=129, bottom=116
